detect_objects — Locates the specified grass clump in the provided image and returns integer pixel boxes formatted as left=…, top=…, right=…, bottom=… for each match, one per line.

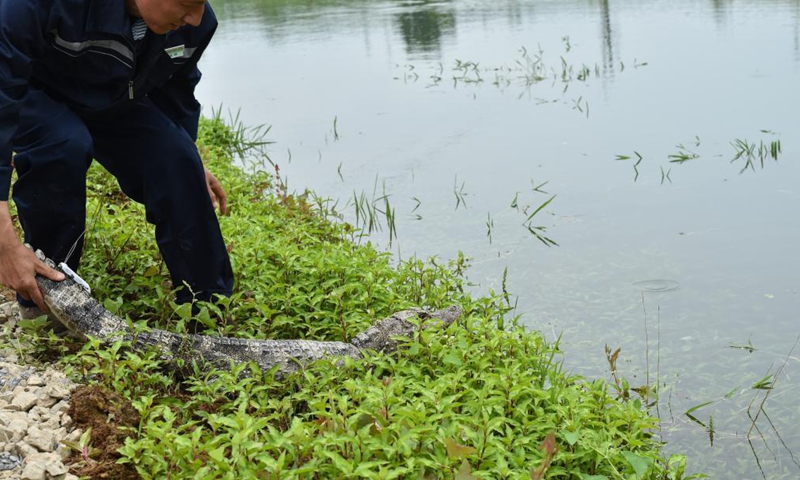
left=54, top=113, right=701, bottom=479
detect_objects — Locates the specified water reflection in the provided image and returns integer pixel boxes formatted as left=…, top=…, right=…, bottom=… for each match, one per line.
left=394, top=1, right=455, bottom=55
left=599, top=0, right=615, bottom=77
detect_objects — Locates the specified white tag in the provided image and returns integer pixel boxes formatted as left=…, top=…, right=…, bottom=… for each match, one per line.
left=59, top=262, right=91, bottom=293
left=165, top=44, right=185, bottom=59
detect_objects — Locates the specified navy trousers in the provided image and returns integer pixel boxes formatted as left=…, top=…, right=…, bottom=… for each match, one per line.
left=12, top=89, right=233, bottom=304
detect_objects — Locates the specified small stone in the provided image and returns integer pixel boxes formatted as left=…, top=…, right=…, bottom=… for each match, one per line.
left=2, top=353, right=18, bottom=364
left=0, top=451, right=21, bottom=472
left=64, top=429, right=81, bottom=443
left=28, top=406, right=49, bottom=420
left=45, top=459, right=68, bottom=477
left=10, top=392, right=37, bottom=412
left=0, top=302, right=17, bottom=321
left=2, top=352, right=18, bottom=364
left=25, top=427, right=55, bottom=452
left=25, top=376, right=44, bottom=388
left=39, top=415, right=60, bottom=432
left=59, top=414, right=72, bottom=429
left=35, top=395, right=57, bottom=409
left=0, top=418, right=28, bottom=443
left=14, top=441, right=37, bottom=458
left=1, top=411, right=30, bottom=425
left=44, top=383, right=71, bottom=401
left=19, top=459, right=46, bottom=480
left=49, top=401, right=69, bottom=418
left=54, top=444, right=70, bottom=462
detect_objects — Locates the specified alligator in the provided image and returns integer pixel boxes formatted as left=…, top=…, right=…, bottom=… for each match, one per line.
left=28, top=247, right=462, bottom=377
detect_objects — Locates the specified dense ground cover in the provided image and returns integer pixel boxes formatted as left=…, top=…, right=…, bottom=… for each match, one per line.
left=34, top=116, right=701, bottom=479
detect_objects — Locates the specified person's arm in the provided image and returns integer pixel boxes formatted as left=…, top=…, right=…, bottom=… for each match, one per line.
left=0, top=1, right=65, bottom=310
left=0, top=202, right=64, bottom=311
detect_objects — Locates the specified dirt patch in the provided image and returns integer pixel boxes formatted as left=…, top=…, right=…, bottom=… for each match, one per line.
left=66, top=385, right=140, bottom=479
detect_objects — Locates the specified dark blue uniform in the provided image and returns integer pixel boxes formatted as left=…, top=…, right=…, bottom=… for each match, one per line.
left=0, top=0, right=233, bottom=303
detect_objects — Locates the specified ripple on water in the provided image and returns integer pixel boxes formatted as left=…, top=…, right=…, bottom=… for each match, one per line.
left=632, top=279, right=680, bottom=292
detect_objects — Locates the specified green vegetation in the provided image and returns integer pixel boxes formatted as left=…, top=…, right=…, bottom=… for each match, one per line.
left=615, top=131, right=783, bottom=183
left=35, top=115, right=700, bottom=478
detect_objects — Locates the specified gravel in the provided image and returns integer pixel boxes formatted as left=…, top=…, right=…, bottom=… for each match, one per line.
left=0, top=301, right=80, bottom=480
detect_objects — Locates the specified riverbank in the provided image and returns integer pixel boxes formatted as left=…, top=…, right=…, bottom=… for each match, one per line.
left=0, top=115, right=698, bottom=479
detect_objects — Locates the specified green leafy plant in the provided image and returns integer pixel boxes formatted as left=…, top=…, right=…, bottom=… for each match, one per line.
left=45, top=115, right=702, bottom=479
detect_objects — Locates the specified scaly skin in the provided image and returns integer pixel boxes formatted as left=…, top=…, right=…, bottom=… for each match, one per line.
left=29, top=247, right=462, bottom=376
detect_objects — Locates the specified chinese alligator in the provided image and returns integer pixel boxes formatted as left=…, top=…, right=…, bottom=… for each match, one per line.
left=29, top=247, right=462, bottom=377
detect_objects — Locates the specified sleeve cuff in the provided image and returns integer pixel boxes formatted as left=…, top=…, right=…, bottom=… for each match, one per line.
left=0, top=165, right=12, bottom=201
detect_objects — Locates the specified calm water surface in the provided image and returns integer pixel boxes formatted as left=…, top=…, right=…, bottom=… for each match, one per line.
left=196, top=1, right=800, bottom=477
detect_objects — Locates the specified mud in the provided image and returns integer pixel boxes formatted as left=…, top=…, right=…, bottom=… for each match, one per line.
left=66, top=385, right=140, bottom=480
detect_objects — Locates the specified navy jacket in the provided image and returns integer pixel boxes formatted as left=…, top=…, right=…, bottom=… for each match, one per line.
left=0, top=0, right=218, bottom=200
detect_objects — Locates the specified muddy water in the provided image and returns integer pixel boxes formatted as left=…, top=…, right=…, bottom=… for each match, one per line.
left=196, top=1, right=800, bottom=477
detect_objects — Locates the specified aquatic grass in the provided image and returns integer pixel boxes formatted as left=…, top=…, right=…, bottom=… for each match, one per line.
left=615, top=132, right=782, bottom=184
left=509, top=186, right=558, bottom=246
left=615, top=152, right=643, bottom=181
left=333, top=116, right=340, bottom=141
left=207, top=106, right=274, bottom=163
left=346, top=177, right=398, bottom=246
left=398, top=43, right=646, bottom=109
left=731, top=136, right=782, bottom=173
left=453, top=176, right=468, bottom=210
left=667, top=144, right=699, bottom=164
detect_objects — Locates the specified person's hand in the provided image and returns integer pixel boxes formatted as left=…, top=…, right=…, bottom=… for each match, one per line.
left=0, top=241, right=65, bottom=312
left=205, top=168, right=228, bottom=215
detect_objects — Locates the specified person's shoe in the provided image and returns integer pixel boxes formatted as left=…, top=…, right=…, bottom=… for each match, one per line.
left=17, top=305, right=73, bottom=337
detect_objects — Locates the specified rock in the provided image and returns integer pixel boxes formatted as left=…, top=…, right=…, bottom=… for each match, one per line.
left=48, top=401, right=69, bottom=419
left=0, top=352, right=18, bottom=364
left=0, top=418, right=28, bottom=443
left=44, top=383, right=71, bottom=401
left=59, top=414, right=72, bottom=429
left=63, top=429, right=82, bottom=444
left=45, top=458, right=68, bottom=477
left=0, top=309, right=84, bottom=480
left=0, top=451, right=20, bottom=471
left=25, top=427, right=56, bottom=452
left=55, top=443, right=70, bottom=462
left=28, top=406, right=50, bottom=422
left=19, top=458, right=46, bottom=480
left=10, top=391, right=37, bottom=412
left=25, top=376, right=44, bottom=388
left=0, top=303, right=16, bottom=323
left=35, top=395, right=57, bottom=410
left=14, top=441, right=37, bottom=458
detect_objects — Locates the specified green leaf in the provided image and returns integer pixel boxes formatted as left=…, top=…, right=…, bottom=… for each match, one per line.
left=208, top=446, right=226, bottom=464
left=455, top=459, right=477, bottom=480
left=445, top=438, right=477, bottom=460
left=443, top=351, right=463, bottom=366
left=622, top=451, right=652, bottom=479
left=684, top=401, right=714, bottom=415
left=563, top=430, right=579, bottom=446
